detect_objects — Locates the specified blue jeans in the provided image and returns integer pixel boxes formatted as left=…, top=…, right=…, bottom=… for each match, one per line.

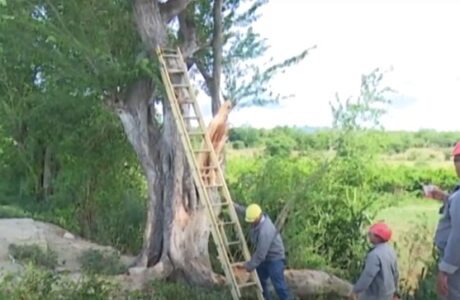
left=256, top=259, right=291, bottom=300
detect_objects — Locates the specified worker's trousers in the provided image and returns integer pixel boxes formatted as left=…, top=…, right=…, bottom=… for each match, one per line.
left=256, top=259, right=291, bottom=300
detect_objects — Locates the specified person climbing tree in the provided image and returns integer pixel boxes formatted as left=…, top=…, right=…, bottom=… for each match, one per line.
left=234, top=203, right=292, bottom=300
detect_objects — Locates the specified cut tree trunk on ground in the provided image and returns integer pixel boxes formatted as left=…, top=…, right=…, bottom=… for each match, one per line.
left=232, top=267, right=352, bottom=299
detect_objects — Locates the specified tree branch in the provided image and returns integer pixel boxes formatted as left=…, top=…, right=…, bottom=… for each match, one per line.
left=194, top=59, right=212, bottom=82
left=178, top=6, right=198, bottom=59
left=160, top=0, right=194, bottom=24
left=133, top=0, right=168, bottom=49
left=210, top=0, right=223, bottom=115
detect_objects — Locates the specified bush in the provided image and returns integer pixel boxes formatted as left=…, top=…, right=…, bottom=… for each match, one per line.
left=0, top=205, right=30, bottom=218
left=79, top=249, right=126, bottom=275
left=8, top=244, right=58, bottom=270
left=0, top=265, right=117, bottom=300
left=146, top=280, right=232, bottom=300
left=232, top=140, right=245, bottom=149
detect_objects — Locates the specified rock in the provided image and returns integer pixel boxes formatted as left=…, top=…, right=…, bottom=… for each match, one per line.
left=63, top=232, right=75, bottom=240
left=0, top=218, right=135, bottom=275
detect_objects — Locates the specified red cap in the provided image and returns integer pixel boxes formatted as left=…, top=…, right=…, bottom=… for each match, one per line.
left=453, top=142, right=460, bottom=157
left=369, top=222, right=392, bottom=242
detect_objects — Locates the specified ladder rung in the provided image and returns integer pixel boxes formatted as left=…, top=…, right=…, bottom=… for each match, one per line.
left=226, top=240, right=241, bottom=246
left=206, top=184, right=224, bottom=189
left=183, top=116, right=199, bottom=120
left=172, top=83, right=190, bottom=88
left=188, top=131, right=205, bottom=135
left=194, top=149, right=212, bottom=153
left=231, top=262, right=246, bottom=268
left=212, top=201, right=229, bottom=207
left=238, top=281, right=258, bottom=289
left=163, top=54, right=180, bottom=59
left=219, top=221, right=237, bottom=226
left=168, top=69, right=184, bottom=74
left=177, top=100, right=194, bottom=104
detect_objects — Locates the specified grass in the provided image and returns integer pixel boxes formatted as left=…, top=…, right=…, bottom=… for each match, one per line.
left=376, top=196, right=440, bottom=288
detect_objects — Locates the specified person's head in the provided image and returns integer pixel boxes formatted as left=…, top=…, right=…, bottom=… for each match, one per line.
left=452, top=142, right=460, bottom=178
left=245, top=204, right=262, bottom=226
left=368, top=222, right=392, bottom=245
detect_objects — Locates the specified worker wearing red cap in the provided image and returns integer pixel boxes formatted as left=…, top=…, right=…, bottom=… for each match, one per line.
left=349, top=222, right=399, bottom=300
left=428, top=142, right=460, bottom=299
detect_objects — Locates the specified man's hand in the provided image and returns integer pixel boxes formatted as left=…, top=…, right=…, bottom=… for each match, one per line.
left=436, top=271, right=448, bottom=297
left=234, top=263, right=249, bottom=272
left=425, top=185, right=448, bottom=202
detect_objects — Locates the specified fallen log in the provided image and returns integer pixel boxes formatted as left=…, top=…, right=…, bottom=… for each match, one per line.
left=233, top=266, right=352, bottom=299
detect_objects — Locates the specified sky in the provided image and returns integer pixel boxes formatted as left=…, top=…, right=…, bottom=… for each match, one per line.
left=200, top=0, right=460, bottom=131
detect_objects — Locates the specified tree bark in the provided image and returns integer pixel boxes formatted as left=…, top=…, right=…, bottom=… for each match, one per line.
left=210, top=0, right=223, bottom=115
left=112, top=76, right=223, bottom=284
left=233, top=267, right=352, bottom=299
left=109, top=1, right=223, bottom=285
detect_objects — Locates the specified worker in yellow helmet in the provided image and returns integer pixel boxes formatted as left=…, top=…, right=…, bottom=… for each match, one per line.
left=234, top=203, right=291, bottom=300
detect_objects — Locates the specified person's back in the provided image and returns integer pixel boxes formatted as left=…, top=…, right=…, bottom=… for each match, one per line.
left=358, top=243, right=398, bottom=300
left=234, top=203, right=291, bottom=300
left=246, top=213, right=285, bottom=268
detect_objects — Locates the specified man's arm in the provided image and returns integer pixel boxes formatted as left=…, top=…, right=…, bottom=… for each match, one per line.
left=352, top=252, right=380, bottom=294
left=244, top=226, right=274, bottom=271
left=234, top=203, right=246, bottom=217
left=439, top=193, right=460, bottom=274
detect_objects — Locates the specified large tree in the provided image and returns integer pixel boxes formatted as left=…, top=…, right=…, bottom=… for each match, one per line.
left=0, top=0, right=310, bottom=286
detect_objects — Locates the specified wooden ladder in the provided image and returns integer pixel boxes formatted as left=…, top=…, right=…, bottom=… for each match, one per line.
left=156, top=47, right=264, bottom=300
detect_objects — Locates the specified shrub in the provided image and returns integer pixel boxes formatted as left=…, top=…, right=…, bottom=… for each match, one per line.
left=232, top=140, right=245, bottom=149
left=79, top=249, right=126, bottom=275
left=145, top=280, right=232, bottom=300
left=8, top=244, right=58, bottom=270
left=0, top=265, right=117, bottom=300
left=0, top=205, right=30, bottom=218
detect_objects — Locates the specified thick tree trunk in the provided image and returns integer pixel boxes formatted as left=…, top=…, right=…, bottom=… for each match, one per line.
left=233, top=268, right=352, bottom=299
left=111, top=75, right=221, bottom=285
left=110, top=0, right=226, bottom=286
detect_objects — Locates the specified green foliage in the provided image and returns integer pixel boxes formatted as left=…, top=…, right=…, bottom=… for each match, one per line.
left=230, top=155, right=378, bottom=279
left=0, top=205, right=30, bottom=218
left=8, top=244, right=58, bottom=270
left=79, top=249, right=125, bottom=276
left=228, top=126, right=460, bottom=155
left=231, top=140, right=245, bottom=149
left=402, top=256, right=438, bottom=300
left=264, top=134, right=296, bottom=156
left=0, top=265, right=117, bottom=300
left=146, top=280, right=232, bottom=300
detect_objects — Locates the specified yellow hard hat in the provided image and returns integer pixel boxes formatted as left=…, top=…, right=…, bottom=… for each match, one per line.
left=245, top=204, right=262, bottom=223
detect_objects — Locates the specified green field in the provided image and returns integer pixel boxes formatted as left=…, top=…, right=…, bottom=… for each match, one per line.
left=377, top=197, right=440, bottom=287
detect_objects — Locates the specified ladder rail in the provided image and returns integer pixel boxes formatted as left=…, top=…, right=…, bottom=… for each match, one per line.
left=174, top=48, right=258, bottom=274
left=174, top=49, right=259, bottom=284
left=156, top=48, right=242, bottom=298
left=157, top=47, right=264, bottom=300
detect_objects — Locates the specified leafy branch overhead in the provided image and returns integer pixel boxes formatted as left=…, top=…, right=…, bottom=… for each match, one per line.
left=330, top=68, right=393, bottom=131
